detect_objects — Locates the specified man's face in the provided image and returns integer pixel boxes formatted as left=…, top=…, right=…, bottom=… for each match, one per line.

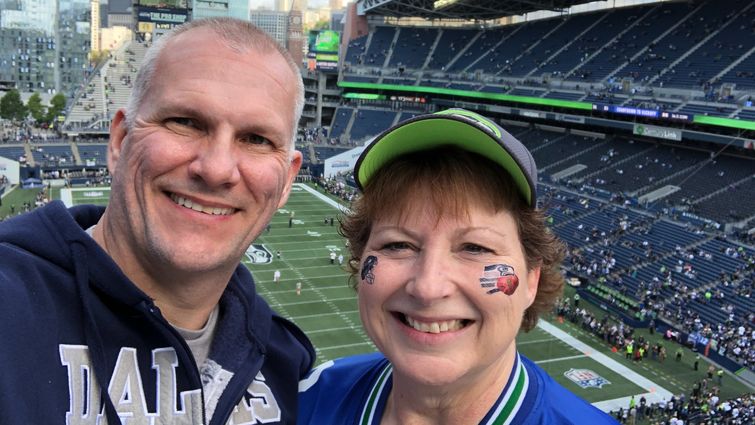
left=105, top=28, right=302, bottom=279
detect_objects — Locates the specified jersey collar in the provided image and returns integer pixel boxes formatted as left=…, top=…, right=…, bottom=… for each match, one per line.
left=359, top=353, right=532, bottom=425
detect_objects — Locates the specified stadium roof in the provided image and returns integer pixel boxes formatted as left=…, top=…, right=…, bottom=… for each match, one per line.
left=356, top=0, right=604, bottom=20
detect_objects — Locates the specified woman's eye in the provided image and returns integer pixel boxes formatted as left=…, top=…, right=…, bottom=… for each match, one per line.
left=380, top=241, right=411, bottom=251
left=463, top=243, right=492, bottom=254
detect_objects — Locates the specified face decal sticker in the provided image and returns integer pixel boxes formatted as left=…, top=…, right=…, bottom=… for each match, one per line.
left=361, top=255, right=378, bottom=285
left=480, top=264, right=519, bottom=295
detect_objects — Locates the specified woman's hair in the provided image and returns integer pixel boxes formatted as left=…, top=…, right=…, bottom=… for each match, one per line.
left=340, top=146, right=566, bottom=331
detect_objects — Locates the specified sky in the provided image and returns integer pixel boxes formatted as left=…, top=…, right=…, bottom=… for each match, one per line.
left=250, top=0, right=328, bottom=10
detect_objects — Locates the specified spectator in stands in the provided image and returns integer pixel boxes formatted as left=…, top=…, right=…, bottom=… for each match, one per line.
left=0, top=18, right=314, bottom=424
left=299, top=109, right=616, bottom=423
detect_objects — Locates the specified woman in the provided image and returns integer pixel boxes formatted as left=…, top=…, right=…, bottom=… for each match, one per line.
left=299, top=109, right=617, bottom=424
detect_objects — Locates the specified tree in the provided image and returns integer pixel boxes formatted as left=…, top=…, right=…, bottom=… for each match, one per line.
left=89, top=49, right=111, bottom=67
left=45, top=93, right=67, bottom=124
left=313, top=20, right=330, bottom=30
left=27, top=92, right=46, bottom=123
left=0, top=89, right=28, bottom=122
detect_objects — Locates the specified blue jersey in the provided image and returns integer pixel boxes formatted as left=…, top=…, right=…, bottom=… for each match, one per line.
left=299, top=352, right=618, bottom=424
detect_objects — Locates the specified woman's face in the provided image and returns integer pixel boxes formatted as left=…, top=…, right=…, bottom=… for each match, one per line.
left=358, top=199, right=541, bottom=389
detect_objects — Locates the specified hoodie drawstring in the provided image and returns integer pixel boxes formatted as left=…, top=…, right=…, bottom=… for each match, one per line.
left=72, top=241, right=122, bottom=424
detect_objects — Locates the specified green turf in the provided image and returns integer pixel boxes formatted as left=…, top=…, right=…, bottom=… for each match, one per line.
left=0, top=186, right=45, bottom=219
left=541, top=355, right=646, bottom=401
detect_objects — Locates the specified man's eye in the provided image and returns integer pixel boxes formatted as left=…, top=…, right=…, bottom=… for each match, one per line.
left=242, top=134, right=272, bottom=145
left=166, top=117, right=197, bottom=128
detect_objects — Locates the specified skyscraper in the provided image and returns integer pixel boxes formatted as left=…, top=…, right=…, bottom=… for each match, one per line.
left=275, top=0, right=305, bottom=12
left=193, top=0, right=249, bottom=21
left=249, top=10, right=288, bottom=47
left=0, top=0, right=91, bottom=95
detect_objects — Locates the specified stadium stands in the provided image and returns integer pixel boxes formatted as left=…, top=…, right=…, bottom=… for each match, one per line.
left=348, top=108, right=397, bottom=142
left=29, top=144, right=74, bottom=167
left=388, top=27, right=438, bottom=70
left=576, top=2, right=690, bottom=82
left=425, top=28, right=476, bottom=71
left=655, top=1, right=755, bottom=88
left=513, top=13, right=596, bottom=78
left=341, top=0, right=755, bottom=100
left=64, top=41, right=148, bottom=132
left=717, top=49, right=755, bottom=90
left=362, top=26, right=395, bottom=68
left=545, top=7, right=642, bottom=80
left=329, top=107, right=354, bottom=142
left=0, top=145, right=28, bottom=163
left=579, top=144, right=707, bottom=194
left=447, top=26, right=517, bottom=73
left=76, top=144, right=109, bottom=166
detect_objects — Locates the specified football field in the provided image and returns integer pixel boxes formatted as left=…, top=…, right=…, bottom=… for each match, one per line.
left=60, top=184, right=679, bottom=412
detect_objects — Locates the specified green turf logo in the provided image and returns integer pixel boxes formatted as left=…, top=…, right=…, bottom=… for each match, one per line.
left=245, top=244, right=273, bottom=264
left=564, top=368, right=610, bottom=389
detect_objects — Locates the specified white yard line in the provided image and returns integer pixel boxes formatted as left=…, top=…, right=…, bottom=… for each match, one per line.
left=297, top=183, right=351, bottom=213
left=60, top=187, right=73, bottom=207
left=535, top=354, right=587, bottom=364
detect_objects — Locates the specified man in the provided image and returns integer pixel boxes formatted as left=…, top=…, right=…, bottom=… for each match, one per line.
left=0, top=18, right=314, bottom=424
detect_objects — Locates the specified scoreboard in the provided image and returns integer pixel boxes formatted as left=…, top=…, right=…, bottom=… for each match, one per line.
left=592, top=103, right=694, bottom=122
left=135, top=0, right=190, bottom=35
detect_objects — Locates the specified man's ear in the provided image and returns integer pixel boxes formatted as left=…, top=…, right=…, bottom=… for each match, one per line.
left=108, top=109, right=128, bottom=173
left=277, top=150, right=303, bottom=208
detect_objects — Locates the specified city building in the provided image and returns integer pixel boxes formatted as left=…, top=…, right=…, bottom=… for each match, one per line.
left=249, top=10, right=288, bottom=47
left=90, top=0, right=101, bottom=52
left=0, top=0, right=92, bottom=95
left=193, top=0, right=251, bottom=20
left=106, top=0, right=134, bottom=29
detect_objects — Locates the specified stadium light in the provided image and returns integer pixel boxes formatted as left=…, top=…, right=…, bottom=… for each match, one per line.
left=434, top=0, right=460, bottom=10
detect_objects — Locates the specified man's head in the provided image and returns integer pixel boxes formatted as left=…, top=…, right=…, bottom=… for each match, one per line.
left=99, top=18, right=303, bottom=293
left=126, top=17, right=304, bottom=150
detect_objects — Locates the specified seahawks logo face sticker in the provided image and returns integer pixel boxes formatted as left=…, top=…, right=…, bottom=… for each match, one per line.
left=361, top=255, right=378, bottom=285
left=480, top=264, right=519, bottom=295
left=244, top=244, right=273, bottom=264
